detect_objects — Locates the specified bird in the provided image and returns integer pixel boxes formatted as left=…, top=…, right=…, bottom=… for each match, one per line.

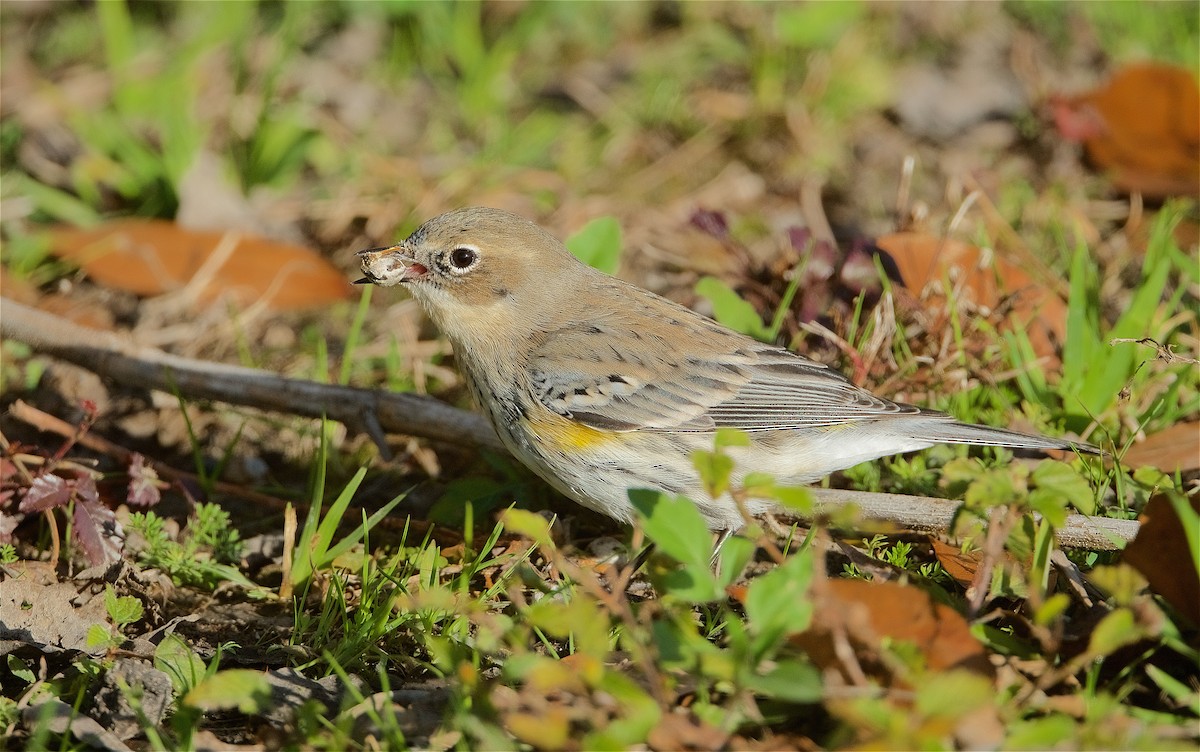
left=356, top=207, right=1099, bottom=534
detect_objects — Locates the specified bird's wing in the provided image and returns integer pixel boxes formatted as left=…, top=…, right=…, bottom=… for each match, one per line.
left=528, top=313, right=926, bottom=434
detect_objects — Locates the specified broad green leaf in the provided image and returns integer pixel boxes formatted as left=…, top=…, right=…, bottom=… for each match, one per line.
left=716, top=534, right=755, bottom=588
left=629, top=490, right=722, bottom=602
left=1088, top=608, right=1142, bottom=657
left=629, top=490, right=712, bottom=570
left=155, top=633, right=207, bottom=695
left=744, top=549, right=815, bottom=658
left=1032, top=461, right=1096, bottom=515
left=714, top=427, right=750, bottom=448
left=1033, top=593, right=1071, bottom=627
left=1005, top=715, right=1078, bottom=750
left=965, top=467, right=1027, bottom=507
left=6, top=656, right=34, bottom=685
left=914, top=670, right=993, bottom=718
left=775, top=1, right=864, bottom=49
left=500, top=508, right=553, bottom=544
left=526, top=597, right=610, bottom=656
left=86, top=624, right=115, bottom=650
left=584, top=671, right=661, bottom=748
left=691, top=449, right=735, bottom=499
left=744, top=659, right=822, bottom=703
left=771, top=486, right=813, bottom=514
left=695, top=276, right=770, bottom=341
left=565, top=216, right=622, bottom=274
left=183, top=669, right=272, bottom=714
left=104, top=585, right=144, bottom=626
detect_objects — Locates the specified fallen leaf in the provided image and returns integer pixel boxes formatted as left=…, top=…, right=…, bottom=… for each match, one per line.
left=647, top=711, right=728, bottom=752
left=1052, top=63, right=1200, bottom=198
left=875, top=232, right=1066, bottom=360
left=930, top=538, right=984, bottom=588
left=46, top=219, right=352, bottom=312
left=0, top=266, right=39, bottom=305
left=1120, top=421, right=1200, bottom=474
left=1121, top=493, right=1200, bottom=626
left=791, top=577, right=994, bottom=683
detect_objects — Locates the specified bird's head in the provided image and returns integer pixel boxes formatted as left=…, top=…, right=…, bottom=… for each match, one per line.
left=357, top=207, right=586, bottom=350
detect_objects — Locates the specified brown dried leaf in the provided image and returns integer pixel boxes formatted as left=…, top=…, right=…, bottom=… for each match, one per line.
left=47, top=219, right=353, bottom=312
left=1120, top=421, right=1200, bottom=474
left=647, top=711, right=728, bottom=752
left=1052, top=63, right=1200, bottom=198
left=792, top=577, right=993, bottom=684
left=1121, top=494, right=1200, bottom=626
left=875, top=232, right=1066, bottom=360
left=930, top=538, right=983, bottom=589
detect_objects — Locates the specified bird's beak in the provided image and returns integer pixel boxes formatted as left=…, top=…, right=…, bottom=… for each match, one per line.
left=355, top=245, right=429, bottom=287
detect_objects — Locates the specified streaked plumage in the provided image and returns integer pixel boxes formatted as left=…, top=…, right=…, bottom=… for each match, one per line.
left=358, top=207, right=1098, bottom=531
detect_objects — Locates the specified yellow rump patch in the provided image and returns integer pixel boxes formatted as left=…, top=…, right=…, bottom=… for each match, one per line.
left=527, top=410, right=619, bottom=452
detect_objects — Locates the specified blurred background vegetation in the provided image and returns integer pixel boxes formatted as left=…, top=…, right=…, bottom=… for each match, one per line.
left=2, top=2, right=1199, bottom=750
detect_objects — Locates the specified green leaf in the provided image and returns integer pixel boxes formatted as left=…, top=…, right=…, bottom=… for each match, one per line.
left=714, top=428, right=750, bottom=448
left=914, top=670, right=993, bottom=718
left=1088, top=608, right=1142, bottom=657
left=1032, top=461, right=1096, bottom=516
left=744, top=659, right=822, bottom=703
left=695, top=276, right=770, bottom=341
left=964, top=467, right=1027, bottom=508
left=716, top=534, right=756, bottom=588
left=770, top=485, right=813, bottom=514
left=744, top=549, right=815, bottom=658
left=154, top=633, right=207, bottom=695
left=183, top=669, right=272, bottom=714
left=526, top=597, right=610, bottom=657
left=1005, top=714, right=1078, bottom=750
left=565, top=216, right=622, bottom=274
left=1033, top=592, right=1071, bottom=627
left=969, top=624, right=1039, bottom=659
left=86, top=624, right=115, bottom=650
left=775, top=1, right=864, bottom=49
left=629, top=490, right=722, bottom=602
left=500, top=508, right=553, bottom=544
left=104, top=585, right=144, bottom=626
left=629, top=490, right=713, bottom=569
left=584, top=671, right=661, bottom=749
left=6, top=656, right=34, bottom=685
left=691, top=449, right=735, bottom=499
left=1027, top=489, right=1069, bottom=528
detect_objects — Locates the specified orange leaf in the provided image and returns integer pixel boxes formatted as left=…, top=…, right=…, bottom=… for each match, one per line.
left=1122, top=494, right=1200, bottom=626
left=1120, top=421, right=1200, bottom=475
left=875, top=231, right=1066, bottom=360
left=1053, top=63, right=1200, bottom=198
left=790, top=577, right=993, bottom=684
left=930, top=538, right=983, bottom=589
left=47, top=219, right=352, bottom=312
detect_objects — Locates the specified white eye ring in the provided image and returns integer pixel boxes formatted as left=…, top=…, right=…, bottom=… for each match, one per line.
left=447, top=245, right=480, bottom=274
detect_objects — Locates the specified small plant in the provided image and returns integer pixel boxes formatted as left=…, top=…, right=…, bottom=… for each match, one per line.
left=127, top=504, right=255, bottom=591
left=840, top=534, right=950, bottom=583
left=86, top=585, right=145, bottom=653
left=0, top=400, right=127, bottom=566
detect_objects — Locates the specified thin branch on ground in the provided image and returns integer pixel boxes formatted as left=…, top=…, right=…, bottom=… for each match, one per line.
left=2, top=298, right=1139, bottom=549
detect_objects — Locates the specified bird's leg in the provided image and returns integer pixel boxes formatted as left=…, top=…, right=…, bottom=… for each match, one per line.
left=710, top=528, right=734, bottom=568
left=625, top=540, right=657, bottom=574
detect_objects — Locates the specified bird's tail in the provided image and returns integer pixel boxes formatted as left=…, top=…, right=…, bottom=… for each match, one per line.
left=912, top=419, right=1102, bottom=455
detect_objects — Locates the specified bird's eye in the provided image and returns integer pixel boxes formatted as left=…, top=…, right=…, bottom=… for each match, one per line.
left=448, top=247, right=478, bottom=271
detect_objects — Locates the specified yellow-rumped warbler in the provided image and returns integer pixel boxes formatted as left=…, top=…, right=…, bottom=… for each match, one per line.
left=357, top=208, right=1098, bottom=532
